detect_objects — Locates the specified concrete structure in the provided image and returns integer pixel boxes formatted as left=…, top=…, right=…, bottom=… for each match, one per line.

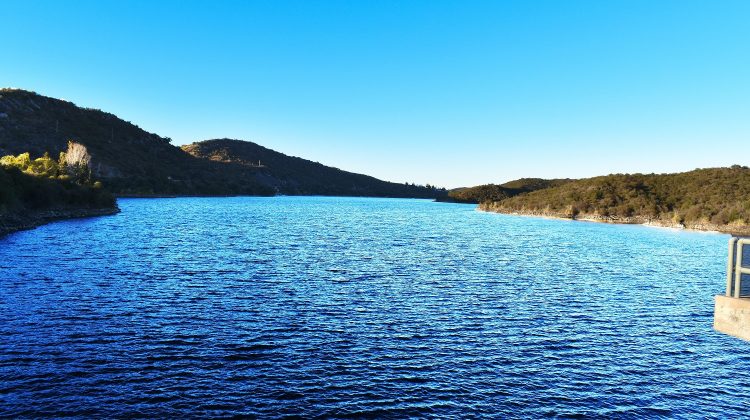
left=714, top=237, right=750, bottom=340
left=714, top=295, right=750, bottom=340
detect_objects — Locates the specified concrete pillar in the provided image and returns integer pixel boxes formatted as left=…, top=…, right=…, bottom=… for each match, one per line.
left=728, top=237, right=738, bottom=296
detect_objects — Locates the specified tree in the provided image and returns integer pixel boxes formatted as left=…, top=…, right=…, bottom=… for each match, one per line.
left=63, top=141, right=92, bottom=184
left=64, top=141, right=91, bottom=168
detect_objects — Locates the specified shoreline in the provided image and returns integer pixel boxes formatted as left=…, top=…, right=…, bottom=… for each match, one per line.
left=116, top=193, right=442, bottom=200
left=0, top=207, right=121, bottom=238
left=477, top=204, right=748, bottom=236
left=5, top=199, right=745, bottom=238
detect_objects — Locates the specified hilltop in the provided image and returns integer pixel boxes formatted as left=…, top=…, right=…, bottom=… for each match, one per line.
left=478, top=167, right=750, bottom=234
left=0, top=89, right=444, bottom=198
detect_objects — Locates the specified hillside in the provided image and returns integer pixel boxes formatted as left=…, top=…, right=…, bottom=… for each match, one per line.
left=0, top=89, right=443, bottom=198
left=182, top=139, right=445, bottom=197
left=441, top=178, right=572, bottom=203
left=0, top=89, right=275, bottom=196
left=479, top=167, right=750, bottom=234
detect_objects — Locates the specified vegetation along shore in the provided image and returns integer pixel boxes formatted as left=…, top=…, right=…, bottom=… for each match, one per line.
left=474, top=167, right=750, bottom=235
left=0, top=142, right=119, bottom=237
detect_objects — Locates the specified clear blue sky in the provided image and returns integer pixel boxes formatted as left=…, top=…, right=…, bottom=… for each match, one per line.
left=1, top=0, right=748, bottom=188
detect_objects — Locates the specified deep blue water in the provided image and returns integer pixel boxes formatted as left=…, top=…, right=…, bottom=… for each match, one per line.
left=1, top=196, right=749, bottom=417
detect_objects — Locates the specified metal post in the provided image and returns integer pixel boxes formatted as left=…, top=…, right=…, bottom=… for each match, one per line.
left=728, top=237, right=738, bottom=296
left=735, top=240, right=745, bottom=298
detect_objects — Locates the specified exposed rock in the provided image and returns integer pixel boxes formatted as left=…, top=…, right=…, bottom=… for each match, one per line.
left=477, top=205, right=750, bottom=235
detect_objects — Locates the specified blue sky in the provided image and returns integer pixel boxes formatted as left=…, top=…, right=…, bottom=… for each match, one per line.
left=1, top=0, right=748, bottom=188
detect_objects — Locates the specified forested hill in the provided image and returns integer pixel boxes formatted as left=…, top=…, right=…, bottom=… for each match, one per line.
left=441, top=178, right=572, bottom=203
left=0, top=89, right=444, bottom=198
left=479, top=167, right=750, bottom=234
left=182, top=139, right=444, bottom=197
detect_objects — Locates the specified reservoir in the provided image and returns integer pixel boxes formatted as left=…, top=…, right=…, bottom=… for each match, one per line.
left=0, top=196, right=748, bottom=417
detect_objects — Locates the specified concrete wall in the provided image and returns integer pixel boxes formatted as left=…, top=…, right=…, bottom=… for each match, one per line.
left=714, top=295, right=750, bottom=341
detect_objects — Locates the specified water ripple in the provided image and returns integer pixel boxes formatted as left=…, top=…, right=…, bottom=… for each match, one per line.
left=0, top=196, right=746, bottom=417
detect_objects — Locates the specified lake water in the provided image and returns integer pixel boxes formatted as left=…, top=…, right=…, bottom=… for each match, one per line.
left=1, top=196, right=749, bottom=417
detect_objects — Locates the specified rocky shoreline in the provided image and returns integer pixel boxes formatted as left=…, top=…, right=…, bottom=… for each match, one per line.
left=0, top=207, right=121, bottom=238
left=477, top=203, right=750, bottom=236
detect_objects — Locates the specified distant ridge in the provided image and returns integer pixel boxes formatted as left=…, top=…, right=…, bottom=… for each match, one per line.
left=0, top=89, right=444, bottom=198
left=440, top=178, right=572, bottom=203
left=182, top=139, right=443, bottom=197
